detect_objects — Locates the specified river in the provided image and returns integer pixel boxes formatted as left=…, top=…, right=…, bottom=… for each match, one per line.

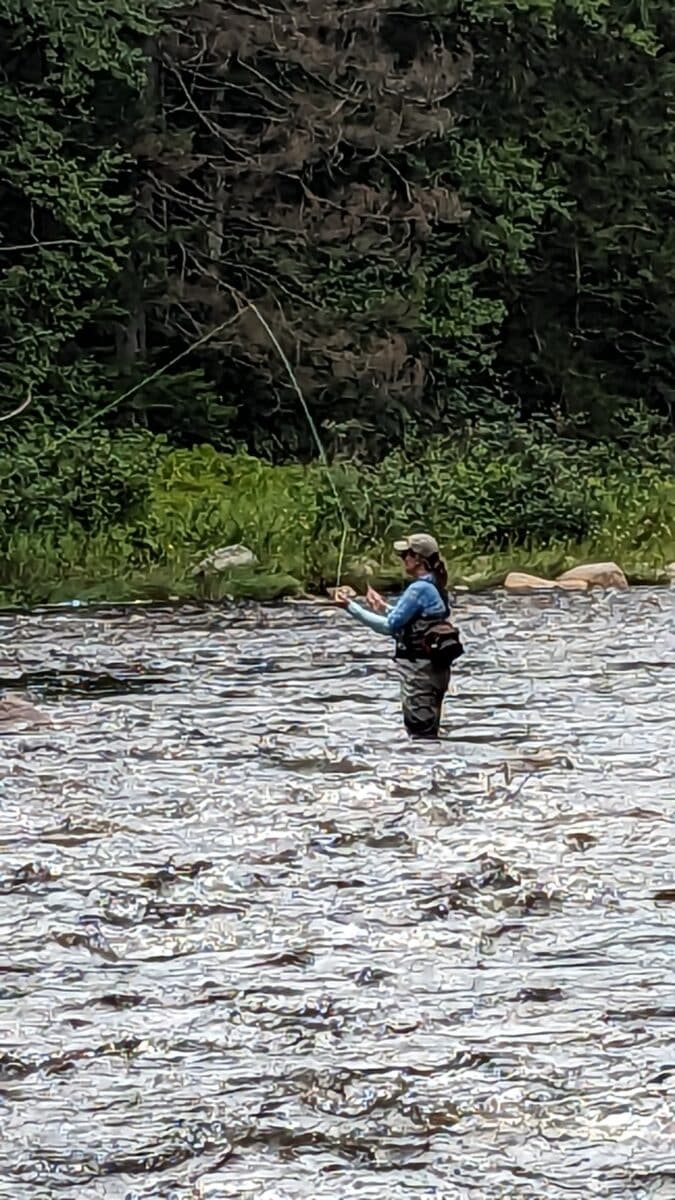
left=1, top=590, right=674, bottom=1199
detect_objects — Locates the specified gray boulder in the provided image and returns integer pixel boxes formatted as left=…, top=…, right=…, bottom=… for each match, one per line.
left=193, top=544, right=257, bottom=576
left=0, top=696, right=51, bottom=727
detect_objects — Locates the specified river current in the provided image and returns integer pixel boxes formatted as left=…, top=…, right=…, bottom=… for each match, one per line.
left=1, top=589, right=674, bottom=1199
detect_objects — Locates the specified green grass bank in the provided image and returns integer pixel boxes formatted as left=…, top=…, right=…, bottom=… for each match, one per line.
left=1, top=423, right=674, bottom=607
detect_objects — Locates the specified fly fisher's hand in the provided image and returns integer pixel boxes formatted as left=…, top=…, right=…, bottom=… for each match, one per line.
left=330, top=585, right=356, bottom=607
left=366, top=586, right=388, bottom=614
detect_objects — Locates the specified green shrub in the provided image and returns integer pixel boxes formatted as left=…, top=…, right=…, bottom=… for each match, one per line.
left=0, top=421, right=672, bottom=604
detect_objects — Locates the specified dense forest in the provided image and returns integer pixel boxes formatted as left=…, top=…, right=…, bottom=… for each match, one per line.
left=0, top=0, right=673, bottom=601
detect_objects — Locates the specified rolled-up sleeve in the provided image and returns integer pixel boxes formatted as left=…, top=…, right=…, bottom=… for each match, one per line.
left=346, top=582, right=427, bottom=637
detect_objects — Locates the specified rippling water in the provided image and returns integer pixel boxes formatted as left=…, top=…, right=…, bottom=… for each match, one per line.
left=1, top=590, right=674, bottom=1200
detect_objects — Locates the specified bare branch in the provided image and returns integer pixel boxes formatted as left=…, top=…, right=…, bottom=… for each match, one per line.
left=0, top=240, right=81, bottom=253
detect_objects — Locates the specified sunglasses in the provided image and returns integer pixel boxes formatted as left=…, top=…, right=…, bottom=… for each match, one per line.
left=398, top=549, right=416, bottom=560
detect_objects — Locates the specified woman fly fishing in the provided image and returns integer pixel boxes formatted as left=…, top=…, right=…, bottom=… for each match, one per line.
left=334, top=533, right=463, bottom=739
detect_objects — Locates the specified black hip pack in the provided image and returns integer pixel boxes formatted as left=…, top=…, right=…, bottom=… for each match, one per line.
left=396, top=578, right=465, bottom=669
left=421, top=619, right=464, bottom=669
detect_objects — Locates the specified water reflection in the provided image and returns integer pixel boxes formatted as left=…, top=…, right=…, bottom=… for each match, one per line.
left=0, top=590, right=674, bottom=1198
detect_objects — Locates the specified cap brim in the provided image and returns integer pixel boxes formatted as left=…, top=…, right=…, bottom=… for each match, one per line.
left=393, top=540, right=410, bottom=552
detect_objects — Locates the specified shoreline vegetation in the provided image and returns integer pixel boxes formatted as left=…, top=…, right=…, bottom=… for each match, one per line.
left=1, top=425, right=673, bottom=609
left=2, top=2, right=673, bottom=610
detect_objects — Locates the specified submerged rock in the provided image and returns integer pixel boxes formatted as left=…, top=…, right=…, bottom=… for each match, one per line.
left=0, top=696, right=51, bottom=727
left=557, top=561, right=628, bottom=589
left=192, top=544, right=256, bottom=576
left=504, top=572, right=588, bottom=593
left=502, top=749, right=575, bottom=782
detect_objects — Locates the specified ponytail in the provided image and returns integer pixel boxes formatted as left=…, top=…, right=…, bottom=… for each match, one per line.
left=426, top=551, right=449, bottom=599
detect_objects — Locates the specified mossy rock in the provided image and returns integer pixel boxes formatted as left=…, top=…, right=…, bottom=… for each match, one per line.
left=624, top=566, right=672, bottom=586
left=40, top=570, right=303, bottom=607
left=454, top=570, right=506, bottom=592
left=46, top=578, right=140, bottom=605
left=197, top=571, right=303, bottom=602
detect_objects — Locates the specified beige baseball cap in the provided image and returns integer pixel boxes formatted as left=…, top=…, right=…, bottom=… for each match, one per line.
left=393, top=533, right=440, bottom=559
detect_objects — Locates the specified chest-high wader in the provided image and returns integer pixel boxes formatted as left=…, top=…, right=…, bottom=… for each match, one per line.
left=394, top=585, right=464, bottom=670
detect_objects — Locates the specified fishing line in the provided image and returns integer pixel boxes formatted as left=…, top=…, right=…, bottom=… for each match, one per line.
left=244, top=300, right=349, bottom=587
left=48, top=315, right=240, bottom=448
left=45, top=300, right=349, bottom=584
left=0, top=386, right=33, bottom=423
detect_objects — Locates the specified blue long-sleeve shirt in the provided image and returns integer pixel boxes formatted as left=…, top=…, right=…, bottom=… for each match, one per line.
left=346, top=574, right=448, bottom=636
